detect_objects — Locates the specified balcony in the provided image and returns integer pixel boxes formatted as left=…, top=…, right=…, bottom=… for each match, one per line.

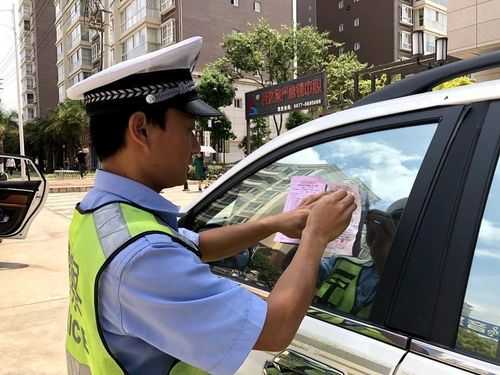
left=121, top=7, right=160, bottom=34
left=121, top=43, right=146, bottom=61
left=160, top=0, right=175, bottom=14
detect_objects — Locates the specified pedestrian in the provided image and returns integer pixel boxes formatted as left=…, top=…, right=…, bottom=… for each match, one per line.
left=5, top=158, right=15, bottom=176
left=64, top=36, right=355, bottom=375
left=77, top=149, right=87, bottom=179
left=192, top=153, right=206, bottom=191
left=183, top=165, right=190, bottom=191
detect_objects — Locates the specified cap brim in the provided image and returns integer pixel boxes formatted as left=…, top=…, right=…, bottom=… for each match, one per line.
left=178, top=98, right=223, bottom=117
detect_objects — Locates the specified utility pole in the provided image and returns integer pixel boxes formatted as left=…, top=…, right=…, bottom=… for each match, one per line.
left=12, top=3, right=26, bottom=160
left=0, top=4, right=26, bottom=177
left=0, top=5, right=26, bottom=177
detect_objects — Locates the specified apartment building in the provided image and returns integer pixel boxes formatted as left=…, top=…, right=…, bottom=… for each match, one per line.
left=18, top=0, right=58, bottom=122
left=55, top=0, right=292, bottom=161
left=18, top=0, right=36, bottom=122
left=297, top=0, right=317, bottom=27
left=448, top=0, right=500, bottom=81
left=315, top=0, right=447, bottom=66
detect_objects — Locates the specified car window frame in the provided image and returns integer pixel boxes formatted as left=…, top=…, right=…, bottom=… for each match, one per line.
left=180, top=105, right=467, bottom=336
left=425, top=100, right=500, bottom=368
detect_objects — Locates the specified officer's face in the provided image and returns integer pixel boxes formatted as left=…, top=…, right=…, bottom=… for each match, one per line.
left=148, top=108, right=200, bottom=188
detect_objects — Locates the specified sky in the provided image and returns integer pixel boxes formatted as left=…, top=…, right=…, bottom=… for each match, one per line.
left=0, top=0, right=19, bottom=112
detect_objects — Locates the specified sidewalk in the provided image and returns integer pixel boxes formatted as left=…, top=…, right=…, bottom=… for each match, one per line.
left=48, top=176, right=211, bottom=195
left=48, top=176, right=96, bottom=193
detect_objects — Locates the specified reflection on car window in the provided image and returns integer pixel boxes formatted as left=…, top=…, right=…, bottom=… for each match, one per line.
left=193, top=123, right=437, bottom=323
left=457, top=160, right=500, bottom=363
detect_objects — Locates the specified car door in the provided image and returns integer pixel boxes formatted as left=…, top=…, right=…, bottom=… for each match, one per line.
left=0, top=155, right=48, bottom=239
left=180, top=105, right=466, bottom=374
left=391, top=100, right=500, bottom=374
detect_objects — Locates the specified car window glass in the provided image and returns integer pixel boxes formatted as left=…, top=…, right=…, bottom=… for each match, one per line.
left=192, top=123, right=437, bottom=324
left=457, top=160, right=500, bottom=363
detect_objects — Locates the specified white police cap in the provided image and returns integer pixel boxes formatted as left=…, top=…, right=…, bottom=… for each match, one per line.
left=67, top=36, right=221, bottom=117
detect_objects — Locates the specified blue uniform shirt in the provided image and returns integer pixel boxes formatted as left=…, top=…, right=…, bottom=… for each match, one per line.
left=78, top=170, right=268, bottom=375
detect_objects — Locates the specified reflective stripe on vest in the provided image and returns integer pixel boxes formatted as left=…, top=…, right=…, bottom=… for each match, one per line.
left=66, top=202, right=208, bottom=375
left=315, top=258, right=363, bottom=315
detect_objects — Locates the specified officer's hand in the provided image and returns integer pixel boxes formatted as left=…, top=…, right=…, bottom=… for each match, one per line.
left=272, top=192, right=330, bottom=239
left=303, top=190, right=356, bottom=245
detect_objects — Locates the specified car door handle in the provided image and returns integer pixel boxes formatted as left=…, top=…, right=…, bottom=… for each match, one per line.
left=263, top=350, right=344, bottom=375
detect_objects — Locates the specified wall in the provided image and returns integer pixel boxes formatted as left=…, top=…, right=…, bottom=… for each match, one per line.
left=316, top=0, right=396, bottom=66
left=33, top=0, right=58, bottom=117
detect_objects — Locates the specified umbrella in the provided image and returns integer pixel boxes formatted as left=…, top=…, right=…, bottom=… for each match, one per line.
left=200, top=145, right=216, bottom=154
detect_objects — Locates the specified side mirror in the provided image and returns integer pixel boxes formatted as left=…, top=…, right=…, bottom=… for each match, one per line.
left=0, top=155, right=48, bottom=239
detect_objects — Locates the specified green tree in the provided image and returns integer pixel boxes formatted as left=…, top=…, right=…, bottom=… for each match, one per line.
left=220, top=20, right=334, bottom=135
left=46, top=99, right=88, bottom=162
left=197, top=64, right=237, bottom=156
left=433, top=76, right=474, bottom=91
left=239, top=117, right=270, bottom=155
left=0, top=108, right=19, bottom=154
left=285, top=111, right=313, bottom=130
left=325, top=51, right=387, bottom=112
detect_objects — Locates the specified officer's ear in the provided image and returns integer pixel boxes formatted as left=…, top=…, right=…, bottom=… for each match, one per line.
left=128, top=111, right=150, bottom=148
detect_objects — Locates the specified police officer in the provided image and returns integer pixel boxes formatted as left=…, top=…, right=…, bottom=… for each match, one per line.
left=65, top=36, right=356, bottom=375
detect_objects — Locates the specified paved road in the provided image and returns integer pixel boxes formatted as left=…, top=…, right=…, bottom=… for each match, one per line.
left=45, top=184, right=204, bottom=219
left=0, top=185, right=203, bottom=374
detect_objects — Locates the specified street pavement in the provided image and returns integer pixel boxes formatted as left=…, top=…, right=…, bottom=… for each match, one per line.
left=0, top=184, right=203, bottom=374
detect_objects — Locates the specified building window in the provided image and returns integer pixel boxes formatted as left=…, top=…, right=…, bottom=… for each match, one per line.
left=254, top=1, right=261, bottom=12
left=26, top=77, right=33, bottom=90
left=27, top=107, right=34, bottom=120
left=338, top=23, right=344, bottom=32
left=354, top=18, right=360, bottom=27
left=58, top=85, right=65, bottom=102
left=25, top=63, right=32, bottom=74
left=338, top=46, right=344, bottom=55
left=57, top=42, right=64, bottom=60
left=231, top=0, right=239, bottom=7
left=24, top=20, right=30, bottom=31
left=354, top=42, right=360, bottom=51
left=160, top=18, right=176, bottom=47
left=122, top=28, right=146, bottom=61
left=416, top=8, right=424, bottom=26
left=92, top=35, right=101, bottom=62
left=160, top=0, right=174, bottom=12
left=400, top=4, right=413, bottom=25
left=424, top=32, right=436, bottom=55
left=400, top=31, right=412, bottom=51
left=234, top=98, right=242, bottom=108
left=121, top=0, right=159, bottom=33
left=57, top=64, right=64, bottom=83
left=26, top=93, right=34, bottom=104
left=338, top=0, right=344, bottom=9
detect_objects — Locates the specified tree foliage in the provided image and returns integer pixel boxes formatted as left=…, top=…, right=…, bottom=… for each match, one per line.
left=220, top=20, right=334, bottom=135
left=197, top=65, right=237, bottom=153
left=239, top=117, right=270, bottom=155
left=0, top=108, right=19, bottom=154
left=325, top=51, right=387, bottom=112
left=46, top=99, right=88, bottom=153
left=433, top=76, right=474, bottom=91
left=285, top=111, right=313, bottom=130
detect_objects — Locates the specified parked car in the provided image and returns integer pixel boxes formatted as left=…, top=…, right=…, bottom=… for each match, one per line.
left=0, top=155, right=48, bottom=239
left=179, top=52, right=500, bottom=374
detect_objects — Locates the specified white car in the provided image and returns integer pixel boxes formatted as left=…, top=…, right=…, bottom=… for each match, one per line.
left=179, top=52, right=500, bottom=374
left=0, top=155, right=47, bottom=239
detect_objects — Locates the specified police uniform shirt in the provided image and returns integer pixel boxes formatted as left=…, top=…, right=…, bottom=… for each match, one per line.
left=79, top=170, right=267, bottom=375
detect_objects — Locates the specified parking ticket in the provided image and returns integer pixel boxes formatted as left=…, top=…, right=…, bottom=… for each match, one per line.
left=274, top=176, right=362, bottom=257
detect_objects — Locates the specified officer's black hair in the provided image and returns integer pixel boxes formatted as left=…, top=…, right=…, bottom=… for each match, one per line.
left=88, top=103, right=167, bottom=161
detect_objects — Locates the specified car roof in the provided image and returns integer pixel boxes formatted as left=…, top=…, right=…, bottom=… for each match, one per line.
left=184, top=78, right=500, bottom=213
